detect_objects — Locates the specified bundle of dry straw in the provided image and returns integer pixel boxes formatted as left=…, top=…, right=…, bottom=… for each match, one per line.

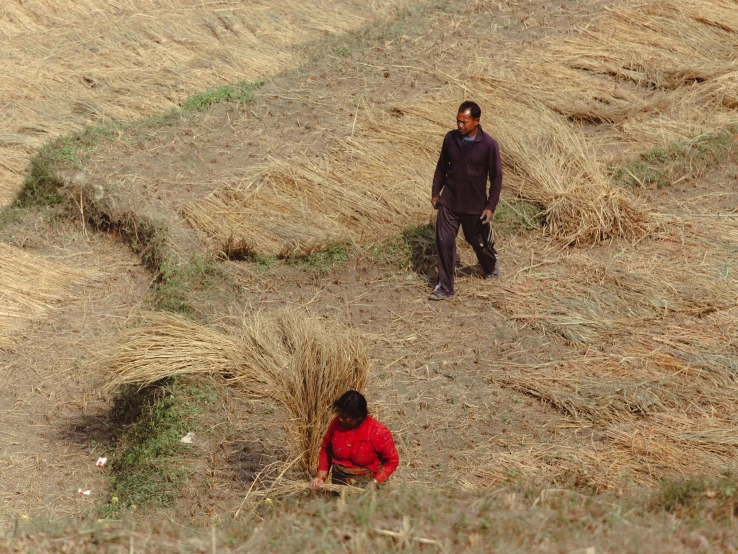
left=183, top=124, right=433, bottom=258
left=96, top=312, right=243, bottom=391
left=0, top=244, right=96, bottom=349
left=238, top=311, right=368, bottom=469
left=97, top=309, right=368, bottom=469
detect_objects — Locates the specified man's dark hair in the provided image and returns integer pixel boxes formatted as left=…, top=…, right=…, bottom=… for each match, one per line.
left=458, top=100, right=481, bottom=119
left=334, top=390, right=368, bottom=420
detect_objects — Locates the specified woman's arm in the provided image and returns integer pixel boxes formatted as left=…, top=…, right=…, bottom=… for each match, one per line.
left=312, top=419, right=336, bottom=490
left=372, top=426, right=400, bottom=483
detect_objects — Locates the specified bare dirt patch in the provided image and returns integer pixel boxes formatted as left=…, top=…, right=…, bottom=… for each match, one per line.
left=0, top=224, right=150, bottom=527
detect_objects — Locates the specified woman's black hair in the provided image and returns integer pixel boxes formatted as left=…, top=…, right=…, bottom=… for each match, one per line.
left=333, top=390, right=368, bottom=420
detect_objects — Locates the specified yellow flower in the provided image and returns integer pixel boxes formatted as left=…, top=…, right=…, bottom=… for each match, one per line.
left=265, top=498, right=273, bottom=506
left=21, top=515, right=29, bottom=520
left=111, top=496, right=119, bottom=504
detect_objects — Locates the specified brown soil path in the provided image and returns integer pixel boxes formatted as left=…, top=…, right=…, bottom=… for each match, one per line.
left=0, top=227, right=150, bottom=528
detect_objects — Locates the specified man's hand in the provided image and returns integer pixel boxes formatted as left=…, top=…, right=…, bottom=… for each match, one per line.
left=365, top=478, right=379, bottom=492
left=480, top=209, right=494, bottom=224
left=431, top=196, right=440, bottom=209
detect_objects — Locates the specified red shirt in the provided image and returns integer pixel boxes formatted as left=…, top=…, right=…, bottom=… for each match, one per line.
left=317, top=416, right=399, bottom=483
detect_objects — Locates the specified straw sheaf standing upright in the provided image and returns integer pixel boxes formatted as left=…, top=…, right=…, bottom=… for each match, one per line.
left=238, top=311, right=368, bottom=469
left=98, top=310, right=368, bottom=470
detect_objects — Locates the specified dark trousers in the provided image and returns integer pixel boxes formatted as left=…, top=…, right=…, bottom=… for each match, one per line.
left=435, top=204, right=498, bottom=294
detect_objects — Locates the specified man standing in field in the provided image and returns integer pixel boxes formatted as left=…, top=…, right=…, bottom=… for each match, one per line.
left=429, top=101, right=502, bottom=301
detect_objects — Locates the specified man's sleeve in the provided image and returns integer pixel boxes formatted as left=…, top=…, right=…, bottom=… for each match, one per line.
left=317, top=420, right=335, bottom=472
left=372, top=425, right=400, bottom=483
left=486, top=140, right=502, bottom=212
left=432, top=135, right=449, bottom=198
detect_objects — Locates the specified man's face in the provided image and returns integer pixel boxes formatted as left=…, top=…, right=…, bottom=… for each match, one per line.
left=457, top=110, right=479, bottom=137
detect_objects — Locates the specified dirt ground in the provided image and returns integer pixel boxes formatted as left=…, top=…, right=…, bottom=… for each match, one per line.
left=0, top=221, right=151, bottom=528
left=1, top=0, right=737, bottom=551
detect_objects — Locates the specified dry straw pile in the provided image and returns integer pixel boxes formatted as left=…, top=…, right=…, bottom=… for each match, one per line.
left=98, top=309, right=368, bottom=470
left=0, top=0, right=410, bottom=205
left=490, top=0, right=738, bottom=147
left=458, top=214, right=738, bottom=487
left=184, top=0, right=737, bottom=254
left=0, top=244, right=96, bottom=349
left=185, top=85, right=648, bottom=253
left=182, top=120, right=435, bottom=257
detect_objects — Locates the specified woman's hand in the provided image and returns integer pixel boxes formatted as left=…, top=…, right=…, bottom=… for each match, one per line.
left=311, top=471, right=328, bottom=490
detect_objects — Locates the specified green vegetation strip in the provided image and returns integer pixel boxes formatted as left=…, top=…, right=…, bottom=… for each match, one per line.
left=100, top=380, right=209, bottom=517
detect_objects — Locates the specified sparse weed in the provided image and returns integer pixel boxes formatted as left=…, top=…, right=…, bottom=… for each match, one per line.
left=370, top=223, right=435, bottom=275
left=495, top=198, right=544, bottom=232
left=613, top=126, right=738, bottom=188
left=182, top=81, right=262, bottom=111
left=100, top=380, right=205, bottom=518
left=655, top=473, right=738, bottom=519
left=153, top=254, right=226, bottom=315
left=286, top=242, right=352, bottom=274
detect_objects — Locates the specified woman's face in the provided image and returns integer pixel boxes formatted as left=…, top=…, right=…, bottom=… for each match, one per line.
left=337, top=409, right=361, bottom=430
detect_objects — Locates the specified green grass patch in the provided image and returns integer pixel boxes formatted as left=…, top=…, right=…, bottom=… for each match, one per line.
left=153, top=254, right=228, bottom=315
left=613, top=126, right=738, bottom=189
left=285, top=242, right=352, bottom=274
left=100, top=380, right=209, bottom=518
left=182, top=80, right=262, bottom=111
left=494, top=198, right=544, bottom=232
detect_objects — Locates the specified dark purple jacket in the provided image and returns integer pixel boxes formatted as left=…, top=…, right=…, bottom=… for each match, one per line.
left=432, top=125, right=502, bottom=215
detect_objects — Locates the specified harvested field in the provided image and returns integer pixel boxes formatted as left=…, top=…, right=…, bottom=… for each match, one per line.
left=0, top=0, right=413, bottom=205
left=183, top=74, right=650, bottom=255
left=188, top=0, right=738, bottom=253
left=4, top=0, right=738, bottom=550
left=0, top=243, right=97, bottom=349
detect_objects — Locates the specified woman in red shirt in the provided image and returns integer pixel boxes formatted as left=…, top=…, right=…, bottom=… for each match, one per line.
left=311, top=390, right=399, bottom=490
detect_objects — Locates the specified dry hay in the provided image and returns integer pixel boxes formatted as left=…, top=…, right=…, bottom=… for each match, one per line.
left=96, top=312, right=243, bottom=390
left=489, top=343, right=738, bottom=485
left=555, top=1, right=738, bottom=91
left=238, top=311, right=368, bottom=469
left=0, top=0, right=411, bottom=205
left=0, top=243, right=96, bottom=349
left=463, top=440, right=642, bottom=489
left=489, top=228, right=737, bottom=345
left=182, top=119, right=434, bottom=257
left=185, top=88, right=648, bottom=255
left=478, top=0, right=738, bottom=150
left=97, top=309, right=368, bottom=470
left=477, top=195, right=738, bottom=486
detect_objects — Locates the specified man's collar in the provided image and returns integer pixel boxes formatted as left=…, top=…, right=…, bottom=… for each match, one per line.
left=455, top=124, right=484, bottom=142
left=472, top=124, right=484, bottom=142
